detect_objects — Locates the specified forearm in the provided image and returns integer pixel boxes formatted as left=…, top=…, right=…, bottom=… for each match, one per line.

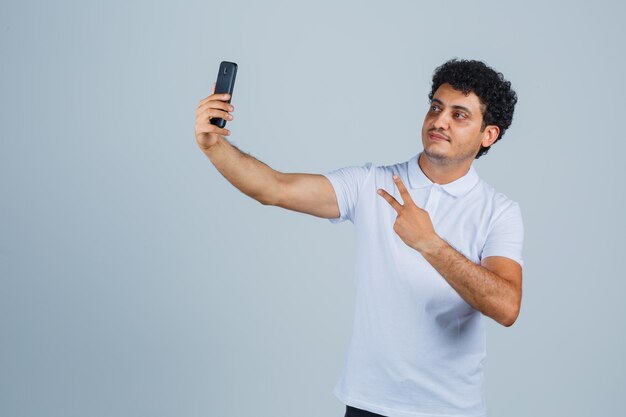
left=420, top=237, right=518, bottom=327
left=202, top=136, right=281, bottom=205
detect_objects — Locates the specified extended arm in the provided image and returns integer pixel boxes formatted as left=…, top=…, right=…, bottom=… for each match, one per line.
left=195, top=89, right=339, bottom=218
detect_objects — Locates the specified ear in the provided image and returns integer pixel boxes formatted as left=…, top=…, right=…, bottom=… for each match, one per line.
left=481, top=125, right=500, bottom=147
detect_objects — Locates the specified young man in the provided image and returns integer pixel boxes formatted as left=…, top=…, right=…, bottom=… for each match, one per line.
left=195, top=59, right=523, bottom=417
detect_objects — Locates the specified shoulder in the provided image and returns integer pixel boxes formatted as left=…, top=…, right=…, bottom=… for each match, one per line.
left=475, top=182, right=524, bottom=239
left=373, top=157, right=412, bottom=178
left=475, top=178, right=521, bottom=211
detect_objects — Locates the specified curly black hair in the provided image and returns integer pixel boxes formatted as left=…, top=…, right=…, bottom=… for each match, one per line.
left=428, top=59, right=518, bottom=159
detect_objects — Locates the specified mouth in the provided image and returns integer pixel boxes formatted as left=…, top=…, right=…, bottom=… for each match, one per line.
left=428, top=131, right=450, bottom=142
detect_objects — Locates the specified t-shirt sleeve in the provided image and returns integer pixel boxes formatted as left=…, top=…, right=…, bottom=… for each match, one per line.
left=480, top=199, right=525, bottom=267
left=322, top=162, right=373, bottom=224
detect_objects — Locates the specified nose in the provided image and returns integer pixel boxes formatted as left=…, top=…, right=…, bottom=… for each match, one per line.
left=432, top=111, right=450, bottom=130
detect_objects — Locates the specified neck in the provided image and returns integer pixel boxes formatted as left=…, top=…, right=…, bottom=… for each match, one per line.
left=418, top=152, right=473, bottom=185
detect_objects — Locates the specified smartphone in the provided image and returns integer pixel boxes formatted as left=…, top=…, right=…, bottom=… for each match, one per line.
left=210, top=61, right=238, bottom=128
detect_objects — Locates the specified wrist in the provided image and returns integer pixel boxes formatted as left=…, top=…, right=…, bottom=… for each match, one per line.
left=418, top=234, right=447, bottom=258
left=201, top=135, right=224, bottom=155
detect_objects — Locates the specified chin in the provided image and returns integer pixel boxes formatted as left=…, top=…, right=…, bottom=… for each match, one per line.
left=423, top=145, right=449, bottom=162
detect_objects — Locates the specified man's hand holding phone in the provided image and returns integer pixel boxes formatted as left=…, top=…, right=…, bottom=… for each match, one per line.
left=195, top=82, right=234, bottom=151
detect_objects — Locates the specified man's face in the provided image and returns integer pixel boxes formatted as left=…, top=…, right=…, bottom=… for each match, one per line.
left=421, top=83, right=497, bottom=164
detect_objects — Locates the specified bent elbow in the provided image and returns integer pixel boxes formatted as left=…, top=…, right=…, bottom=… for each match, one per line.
left=502, top=318, right=516, bottom=327
left=502, top=307, right=520, bottom=327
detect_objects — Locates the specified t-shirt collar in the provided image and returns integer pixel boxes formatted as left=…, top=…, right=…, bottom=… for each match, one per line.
left=407, top=152, right=480, bottom=198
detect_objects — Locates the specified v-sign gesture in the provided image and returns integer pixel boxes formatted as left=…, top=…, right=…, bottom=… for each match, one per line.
left=377, top=175, right=441, bottom=254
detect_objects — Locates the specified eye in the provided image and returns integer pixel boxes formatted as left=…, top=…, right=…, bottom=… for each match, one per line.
left=430, top=105, right=441, bottom=112
left=454, top=112, right=467, bottom=119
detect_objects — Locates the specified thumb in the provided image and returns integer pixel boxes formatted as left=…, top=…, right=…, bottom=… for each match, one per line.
left=211, top=82, right=216, bottom=94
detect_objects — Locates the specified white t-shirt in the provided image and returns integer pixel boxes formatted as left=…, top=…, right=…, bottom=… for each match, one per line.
left=323, top=152, right=524, bottom=417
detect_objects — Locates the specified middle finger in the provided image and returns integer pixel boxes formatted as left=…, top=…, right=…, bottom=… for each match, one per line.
left=205, top=108, right=233, bottom=121
left=198, top=99, right=234, bottom=115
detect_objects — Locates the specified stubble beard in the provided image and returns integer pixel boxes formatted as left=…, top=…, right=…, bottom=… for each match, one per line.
left=422, top=141, right=478, bottom=166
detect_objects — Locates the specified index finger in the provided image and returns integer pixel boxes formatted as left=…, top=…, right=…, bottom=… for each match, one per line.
left=199, top=91, right=231, bottom=106
left=377, top=188, right=403, bottom=213
left=393, top=175, right=414, bottom=205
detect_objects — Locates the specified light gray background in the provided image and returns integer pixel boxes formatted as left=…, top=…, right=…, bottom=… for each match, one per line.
left=1, top=1, right=625, bottom=416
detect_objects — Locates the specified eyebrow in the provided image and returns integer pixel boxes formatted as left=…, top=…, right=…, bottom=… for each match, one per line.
left=431, top=98, right=473, bottom=116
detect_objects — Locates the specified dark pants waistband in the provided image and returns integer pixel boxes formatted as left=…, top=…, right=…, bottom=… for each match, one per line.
left=345, top=405, right=386, bottom=417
